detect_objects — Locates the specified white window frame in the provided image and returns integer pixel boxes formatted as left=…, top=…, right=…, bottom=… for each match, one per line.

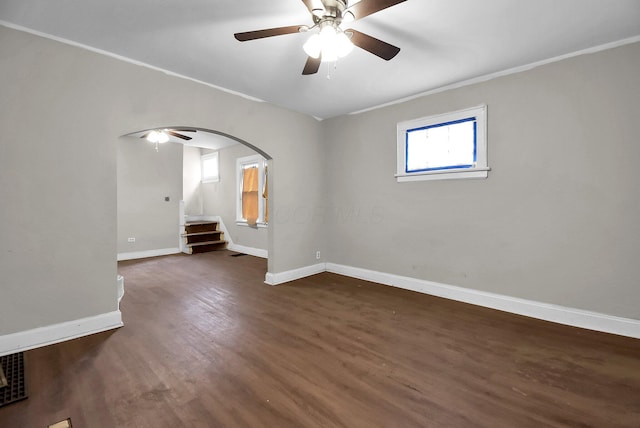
left=201, top=152, right=219, bottom=183
left=396, top=105, right=489, bottom=182
left=236, top=154, right=268, bottom=228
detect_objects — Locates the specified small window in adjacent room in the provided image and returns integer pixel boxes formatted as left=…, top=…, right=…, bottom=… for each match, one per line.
left=201, top=152, right=219, bottom=183
left=236, top=154, right=268, bottom=227
left=396, top=105, right=489, bottom=182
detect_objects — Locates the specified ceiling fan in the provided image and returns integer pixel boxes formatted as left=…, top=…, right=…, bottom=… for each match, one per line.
left=234, top=0, right=406, bottom=75
left=140, top=128, right=197, bottom=151
left=140, top=128, right=196, bottom=142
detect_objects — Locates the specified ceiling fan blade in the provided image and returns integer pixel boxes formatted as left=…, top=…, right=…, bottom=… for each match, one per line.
left=302, top=56, right=321, bottom=75
left=347, top=0, right=407, bottom=21
left=140, top=132, right=150, bottom=139
left=348, top=29, right=400, bottom=60
left=234, top=26, right=304, bottom=41
left=171, top=128, right=196, bottom=133
left=167, top=131, right=192, bottom=141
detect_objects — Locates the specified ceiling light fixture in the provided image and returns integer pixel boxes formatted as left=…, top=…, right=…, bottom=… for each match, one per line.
left=303, top=19, right=353, bottom=62
left=146, top=130, right=170, bottom=151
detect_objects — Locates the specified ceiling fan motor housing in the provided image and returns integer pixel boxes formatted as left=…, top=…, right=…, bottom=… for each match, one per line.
left=313, top=0, right=348, bottom=22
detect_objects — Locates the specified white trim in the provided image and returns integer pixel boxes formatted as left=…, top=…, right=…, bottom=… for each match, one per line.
left=228, top=243, right=268, bottom=259
left=211, top=216, right=233, bottom=247
left=117, top=247, right=180, bottom=261
left=235, top=220, right=268, bottom=229
left=350, top=35, right=640, bottom=117
left=179, top=200, right=186, bottom=253
left=396, top=168, right=489, bottom=182
left=397, top=105, right=488, bottom=182
left=0, top=21, right=265, bottom=104
left=236, top=155, right=268, bottom=225
left=325, top=263, right=640, bottom=339
left=264, top=263, right=326, bottom=286
left=0, top=311, right=123, bottom=357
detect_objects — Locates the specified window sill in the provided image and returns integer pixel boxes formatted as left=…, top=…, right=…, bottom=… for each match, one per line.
left=396, top=167, right=490, bottom=182
left=236, top=221, right=268, bottom=229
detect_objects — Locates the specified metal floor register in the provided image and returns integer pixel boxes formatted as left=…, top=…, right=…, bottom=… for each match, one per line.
left=0, top=352, right=27, bottom=407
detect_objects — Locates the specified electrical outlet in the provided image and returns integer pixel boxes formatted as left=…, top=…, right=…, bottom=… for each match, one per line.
left=128, top=237, right=136, bottom=243
left=316, top=251, right=321, bottom=260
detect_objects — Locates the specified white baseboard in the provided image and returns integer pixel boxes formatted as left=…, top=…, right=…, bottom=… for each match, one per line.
left=228, top=243, right=268, bottom=259
left=0, top=310, right=123, bottom=357
left=117, top=247, right=181, bottom=261
left=325, top=263, right=640, bottom=339
left=264, top=263, right=326, bottom=286
left=265, top=262, right=640, bottom=339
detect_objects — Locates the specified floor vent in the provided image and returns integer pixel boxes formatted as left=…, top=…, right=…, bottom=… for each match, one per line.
left=0, top=352, right=27, bottom=408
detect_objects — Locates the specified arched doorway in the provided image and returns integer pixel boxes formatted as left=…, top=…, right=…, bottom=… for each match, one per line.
left=118, top=127, right=273, bottom=271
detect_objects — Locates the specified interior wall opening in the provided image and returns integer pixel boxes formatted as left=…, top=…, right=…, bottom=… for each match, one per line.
left=117, top=127, right=273, bottom=272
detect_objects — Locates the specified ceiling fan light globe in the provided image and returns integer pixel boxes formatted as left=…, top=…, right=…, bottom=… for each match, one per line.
left=341, top=11, right=355, bottom=26
left=303, top=34, right=322, bottom=58
left=146, top=130, right=160, bottom=143
left=319, top=25, right=338, bottom=47
left=335, top=31, right=354, bottom=57
left=157, top=132, right=169, bottom=144
left=320, top=47, right=338, bottom=62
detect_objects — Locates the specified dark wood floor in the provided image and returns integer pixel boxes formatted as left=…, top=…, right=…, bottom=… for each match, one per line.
left=1, top=251, right=639, bottom=427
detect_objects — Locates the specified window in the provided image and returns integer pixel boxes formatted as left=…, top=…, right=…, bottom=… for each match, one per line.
left=236, top=155, right=268, bottom=227
left=201, top=152, right=219, bottom=183
left=396, top=105, right=489, bottom=182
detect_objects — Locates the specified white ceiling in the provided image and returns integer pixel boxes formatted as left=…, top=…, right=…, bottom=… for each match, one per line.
left=1, top=0, right=639, bottom=120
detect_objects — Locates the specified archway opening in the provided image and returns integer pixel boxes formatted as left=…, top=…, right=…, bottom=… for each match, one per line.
left=118, top=127, right=273, bottom=271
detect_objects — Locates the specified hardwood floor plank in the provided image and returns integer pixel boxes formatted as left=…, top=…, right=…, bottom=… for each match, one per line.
left=0, top=251, right=638, bottom=427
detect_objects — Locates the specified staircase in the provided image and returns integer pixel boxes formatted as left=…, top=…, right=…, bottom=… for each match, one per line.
left=182, top=221, right=227, bottom=254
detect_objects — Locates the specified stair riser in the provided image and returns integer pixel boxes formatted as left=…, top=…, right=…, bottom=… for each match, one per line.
left=185, top=233, right=224, bottom=244
left=185, top=223, right=219, bottom=234
left=190, top=243, right=227, bottom=254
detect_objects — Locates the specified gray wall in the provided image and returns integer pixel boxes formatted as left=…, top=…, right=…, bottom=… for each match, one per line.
left=0, top=25, right=325, bottom=335
left=324, top=42, right=640, bottom=320
left=183, top=145, right=203, bottom=216
left=117, top=140, right=183, bottom=254
left=0, top=26, right=117, bottom=333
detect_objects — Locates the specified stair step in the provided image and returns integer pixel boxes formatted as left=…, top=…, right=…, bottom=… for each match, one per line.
left=187, top=240, right=226, bottom=247
left=185, top=221, right=219, bottom=234
left=187, top=239, right=228, bottom=254
left=183, top=221, right=226, bottom=254
left=182, top=231, right=223, bottom=237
